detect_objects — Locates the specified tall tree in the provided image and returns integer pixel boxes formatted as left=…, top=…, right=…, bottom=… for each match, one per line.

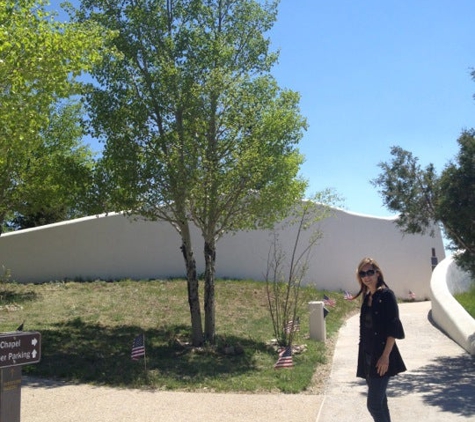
left=77, top=0, right=307, bottom=345
left=372, top=130, right=475, bottom=276
left=6, top=102, right=97, bottom=230
left=437, top=130, right=475, bottom=275
left=0, top=0, right=110, bottom=232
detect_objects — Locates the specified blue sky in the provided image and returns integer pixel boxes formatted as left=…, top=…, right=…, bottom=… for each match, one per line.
left=270, top=1, right=475, bottom=216
left=48, top=0, right=475, bottom=217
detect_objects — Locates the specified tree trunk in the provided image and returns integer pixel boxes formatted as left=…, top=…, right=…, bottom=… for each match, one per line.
left=180, top=224, right=204, bottom=347
left=204, top=237, right=216, bottom=343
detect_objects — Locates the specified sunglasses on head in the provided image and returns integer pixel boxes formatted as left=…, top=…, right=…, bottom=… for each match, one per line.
left=359, top=269, right=376, bottom=278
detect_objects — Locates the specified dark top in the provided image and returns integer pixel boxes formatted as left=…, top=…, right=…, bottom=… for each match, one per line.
left=361, top=305, right=374, bottom=354
left=356, top=287, right=407, bottom=379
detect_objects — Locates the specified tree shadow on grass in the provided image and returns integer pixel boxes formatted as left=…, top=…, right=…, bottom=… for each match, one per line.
left=390, top=354, right=475, bottom=418
left=22, top=317, right=270, bottom=389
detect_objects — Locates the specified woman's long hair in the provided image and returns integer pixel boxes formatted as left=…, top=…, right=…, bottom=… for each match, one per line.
left=352, top=257, right=388, bottom=300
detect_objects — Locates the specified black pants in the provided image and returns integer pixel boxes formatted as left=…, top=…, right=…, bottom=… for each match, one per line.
left=366, top=375, right=391, bottom=422
left=365, top=353, right=391, bottom=422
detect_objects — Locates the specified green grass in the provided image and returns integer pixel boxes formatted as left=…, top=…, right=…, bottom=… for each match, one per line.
left=0, top=279, right=359, bottom=393
left=454, top=286, right=475, bottom=318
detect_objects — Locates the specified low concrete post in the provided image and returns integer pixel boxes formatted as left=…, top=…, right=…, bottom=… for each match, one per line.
left=308, top=301, right=326, bottom=342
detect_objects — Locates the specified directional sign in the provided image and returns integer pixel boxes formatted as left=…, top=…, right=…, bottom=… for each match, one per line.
left=0, top=331, right=41, bottom=369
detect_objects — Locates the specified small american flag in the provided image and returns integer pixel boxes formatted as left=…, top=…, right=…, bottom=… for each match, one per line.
left=274, top=346, right=293, bottom=369
left=323, top=294, right=336, bottom=307
left=131, top=334, right=145, bottom=360
left=344, top=291, right=353, bottom=300
left=408, top=290, right=416, bottom=300
left=284, top=317, right=300, bottom=334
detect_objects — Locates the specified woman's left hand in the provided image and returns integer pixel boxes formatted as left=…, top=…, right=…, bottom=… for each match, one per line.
left=376, top=355, right=389, bottom=376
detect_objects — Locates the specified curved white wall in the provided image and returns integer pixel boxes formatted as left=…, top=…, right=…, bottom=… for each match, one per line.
left=430, top=256, right=475, bottom=355
left=0, top=207, right=445, bottom=299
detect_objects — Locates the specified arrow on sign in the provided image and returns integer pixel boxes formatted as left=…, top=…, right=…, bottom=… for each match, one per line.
left=0, top=331, right=41, bottom=368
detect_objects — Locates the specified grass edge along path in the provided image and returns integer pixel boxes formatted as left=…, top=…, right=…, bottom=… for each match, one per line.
left=0, top=279, right=360, bottom=394
left=454, top=286, right=475, bottom=319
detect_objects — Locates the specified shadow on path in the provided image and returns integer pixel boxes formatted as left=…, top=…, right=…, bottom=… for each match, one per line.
left=390, top=354, right=475, bottom=418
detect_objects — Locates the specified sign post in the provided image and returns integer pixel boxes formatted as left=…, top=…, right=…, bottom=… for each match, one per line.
left=0, top=331, right=41, bottom=422
left=0, top=366, right=22, bottom=422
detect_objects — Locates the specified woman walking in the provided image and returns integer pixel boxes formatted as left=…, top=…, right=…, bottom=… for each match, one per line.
left=354, top=257, right=406, bottom=422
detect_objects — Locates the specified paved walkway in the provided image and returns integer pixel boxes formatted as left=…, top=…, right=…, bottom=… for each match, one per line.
left=21, top=301, right=475, bottom=422
left=318, top=301, right=475, bottom=421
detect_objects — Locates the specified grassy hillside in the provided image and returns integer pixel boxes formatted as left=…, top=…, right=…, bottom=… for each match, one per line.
left=0, top=279, right=359, bottom=393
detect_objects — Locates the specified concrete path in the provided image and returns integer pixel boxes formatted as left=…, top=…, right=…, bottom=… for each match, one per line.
left=21, top=383, right=322, bottom=422
left=21, top=301, right=475, bottom=422
left=318, top=301, right=475, bottom=422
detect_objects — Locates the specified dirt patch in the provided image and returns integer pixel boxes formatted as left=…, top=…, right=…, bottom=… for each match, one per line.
left=304, top=335, right=337, bottom=395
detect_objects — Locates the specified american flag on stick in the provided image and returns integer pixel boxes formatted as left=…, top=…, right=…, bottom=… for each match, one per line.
left=131, top=334, right=146, bottom=360
left=274, top=346, right=293, bottom=369
left=344, top=291, right=353, bottom=300
left=323, top=294, right=336, bottom=307
left=408, top=290, right=416, bottom=301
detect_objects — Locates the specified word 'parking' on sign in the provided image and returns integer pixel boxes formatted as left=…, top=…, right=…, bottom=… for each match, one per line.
left=0, top=332, right=41, bottom=369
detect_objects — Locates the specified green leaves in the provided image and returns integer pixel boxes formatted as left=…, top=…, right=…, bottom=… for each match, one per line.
left=437, top=130, right=475, bottom=274
left=80, top=0, right=307, bottom=235
left=7, top=102, right=97, bottom=230
left=372, top=146, right=439, bottom=236
left=0, top=0, right=112, bottom=231
left=373, top=130, right=475, bottom=277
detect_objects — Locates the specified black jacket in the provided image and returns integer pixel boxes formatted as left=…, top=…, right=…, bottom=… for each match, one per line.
left=356, top=287, right=407, bottom=379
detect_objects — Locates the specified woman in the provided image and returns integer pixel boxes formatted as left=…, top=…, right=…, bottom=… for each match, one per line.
left=354, top=257, right=406, bottom=422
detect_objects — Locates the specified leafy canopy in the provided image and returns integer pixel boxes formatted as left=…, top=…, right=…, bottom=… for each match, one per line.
left=6, top=102, right=97, bottom=230
left=79, top=0, right=307, bottom=237
left=0, top=0, right=111, bottom=229
left=373, top=130, right=475, bottom=276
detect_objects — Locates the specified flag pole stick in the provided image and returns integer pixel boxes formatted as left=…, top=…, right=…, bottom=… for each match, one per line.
left=143, top=334, right=147, bottom=373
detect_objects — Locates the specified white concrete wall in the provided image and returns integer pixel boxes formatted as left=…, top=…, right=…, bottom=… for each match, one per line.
left=430, top=256, right=475, bottom=355
left=0, top=207, right=445, bottom=299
